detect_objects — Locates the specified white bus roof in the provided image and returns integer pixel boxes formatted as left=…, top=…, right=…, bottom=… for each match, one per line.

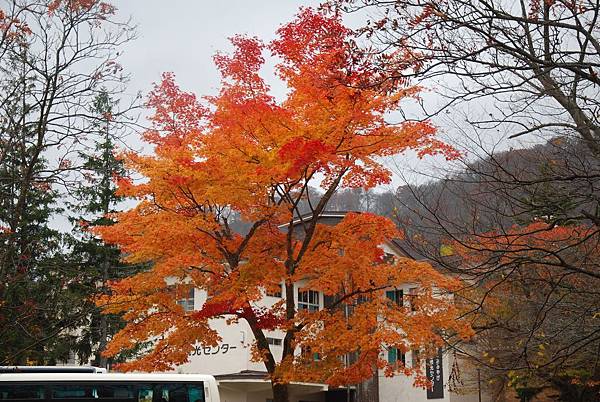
left=0, top=373, right=216, bottom=382
left=0, top=366, right=105, bottom=374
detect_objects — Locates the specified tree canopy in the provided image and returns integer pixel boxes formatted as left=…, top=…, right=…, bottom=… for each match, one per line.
left=97, top=8, right=471, bottom=402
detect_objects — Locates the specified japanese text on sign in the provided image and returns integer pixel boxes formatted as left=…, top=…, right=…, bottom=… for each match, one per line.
left=426, top=348, right=444, bottom=399
left=190, top=343, right=237, bottom=356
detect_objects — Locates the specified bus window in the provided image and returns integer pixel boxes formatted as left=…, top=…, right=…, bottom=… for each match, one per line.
left=187, top=386, right=204, bottom=402
left=158, top=385, right=186, bottom=402
left=51, top=385, right=94, bottom=399
left=0, top=375, right=217, bottom=402
left=95, top=385, right=135, bottom=399
left=0, top=384, right=44, bottom=400
left=137, top=388, right=152, bottom=402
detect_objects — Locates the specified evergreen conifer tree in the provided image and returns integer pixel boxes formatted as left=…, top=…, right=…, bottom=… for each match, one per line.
left=68, top=90, right=144, bottom=367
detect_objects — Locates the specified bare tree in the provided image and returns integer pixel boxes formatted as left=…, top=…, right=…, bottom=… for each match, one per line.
left=391, top=137, right=600, bottom=399
left=327, top=0, right=600, bottom=398
left=328, top=0, right=600, bottom=153
left=0, top=0, right=137, bottom=364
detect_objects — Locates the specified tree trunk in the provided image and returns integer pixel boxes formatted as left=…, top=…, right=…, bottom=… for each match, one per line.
left=97, top=118, right=111, bottom=369
left=356, top=366, right=378, bottom=402
left=272, top=382, right=290, bottom=402
left=96, top=258, right=109, bottom=368
left=243, top=305, right=286, bottom=401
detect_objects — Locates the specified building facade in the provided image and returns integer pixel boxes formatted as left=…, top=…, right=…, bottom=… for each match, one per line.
left=169, top=212, right=486, bottom=402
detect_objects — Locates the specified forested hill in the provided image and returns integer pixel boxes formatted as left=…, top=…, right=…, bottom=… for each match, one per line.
left=232, top=138, right=600, bottom=258
left=229, top=136, right=597, bottom=261
left=391, top=136, right=597, bottom=260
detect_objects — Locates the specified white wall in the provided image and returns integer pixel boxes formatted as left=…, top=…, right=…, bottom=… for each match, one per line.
left=177, top=280, right=318, bottom=376
left=378, top=350, right=452, bottom=402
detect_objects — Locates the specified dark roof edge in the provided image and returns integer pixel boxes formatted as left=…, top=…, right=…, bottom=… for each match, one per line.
left=214, top=370, right=269, bottom=380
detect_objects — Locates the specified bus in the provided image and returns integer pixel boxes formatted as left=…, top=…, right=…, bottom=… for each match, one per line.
left=0, top=373, right=220, bottom=402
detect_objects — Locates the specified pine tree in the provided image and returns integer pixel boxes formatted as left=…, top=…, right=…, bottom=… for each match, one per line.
left=68, top=90, right=144, bottom=367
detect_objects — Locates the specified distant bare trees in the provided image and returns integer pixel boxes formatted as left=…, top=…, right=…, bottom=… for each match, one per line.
left=393, top=138, right=600, bottom=399
left=0, top=0, right=136, bottom=364
left=328, top=0, right=600, bottom=398
left=329, top=0, right=600, bottom=151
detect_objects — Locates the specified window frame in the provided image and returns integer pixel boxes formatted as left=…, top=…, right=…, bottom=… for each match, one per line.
left=387, top=347, right=406, bottom=367
left=266, top=337, right=282, bottom=347
left=297, top=289, right=320, bottom=312
left=385, top=289, right=403, bottom=306
left=175, top=287, right=195, bottom=313
left=265, top=283, right=283, bottom=298
left=408, top=287, right=418, bottom=312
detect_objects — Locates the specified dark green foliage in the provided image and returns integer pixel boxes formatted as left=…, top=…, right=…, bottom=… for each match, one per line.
left=0, top=118, right=82, bottom=365
left=67, top=90, right=145, bottom=367
left=515, top=387, right=542, bottom=402
left=0, top=89, right=143, bottom=367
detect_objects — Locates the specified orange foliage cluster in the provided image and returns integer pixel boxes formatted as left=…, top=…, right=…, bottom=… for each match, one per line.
left=456, top=221, right=596, bottom=266
left=454, top=221, right=599, bottom=309
left=97, top=8, right=471, bottom=387
left=0, top=9, right=31, bottom=40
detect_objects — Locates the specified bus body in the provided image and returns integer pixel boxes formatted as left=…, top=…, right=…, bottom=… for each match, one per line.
left=0, top=373, right=220, bottom=402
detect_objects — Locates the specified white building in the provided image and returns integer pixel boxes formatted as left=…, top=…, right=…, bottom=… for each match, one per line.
left=169, top=212, right=486, bottom=402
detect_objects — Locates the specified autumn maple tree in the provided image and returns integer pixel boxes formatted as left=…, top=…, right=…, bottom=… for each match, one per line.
left=97, top=8, right=471, bottom=402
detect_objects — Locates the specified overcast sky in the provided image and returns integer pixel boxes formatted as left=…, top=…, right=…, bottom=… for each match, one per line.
left=108, top=1, right=484, bottom=189
left=113, top=1, right=321, bottom=102
left=48, top=1, right=517, bottom=231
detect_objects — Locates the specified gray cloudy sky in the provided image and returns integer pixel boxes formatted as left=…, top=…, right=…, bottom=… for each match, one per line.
left=109, top=1, right=465, bottom=188
left=114, top=1, right=320, bottom=101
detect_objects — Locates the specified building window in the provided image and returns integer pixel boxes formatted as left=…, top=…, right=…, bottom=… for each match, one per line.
left=386, top=289, right=403, bottom=306
left=301, top=346, right=320, bottom=361
left=356, top=293, right=371, bottom=305
left=388, top=347, right=406, bottom=366
left=266, top=337, right=282, bottom=346
left=408, top=287, right=418, bottom=311
left=176, top=288, right=195, bottom=312
left=298, top=290, right=320, bottom=312
left=383, top=252, right=396, bottom=263
left=266, top=283, right=283, bottom=298
left=412, top=349, right=421, bottom=368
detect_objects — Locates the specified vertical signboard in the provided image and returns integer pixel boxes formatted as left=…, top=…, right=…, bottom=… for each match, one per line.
left=426, top=348, right=444, bottom=399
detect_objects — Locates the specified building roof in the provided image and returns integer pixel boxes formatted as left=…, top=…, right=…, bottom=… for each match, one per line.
left=278, top=210, right=351, bottom=229
left=214, top=370, right=328, bottom=394
left=214, top=370, right=268, bottom=381
left=280, top=210, right=413, bottom=259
